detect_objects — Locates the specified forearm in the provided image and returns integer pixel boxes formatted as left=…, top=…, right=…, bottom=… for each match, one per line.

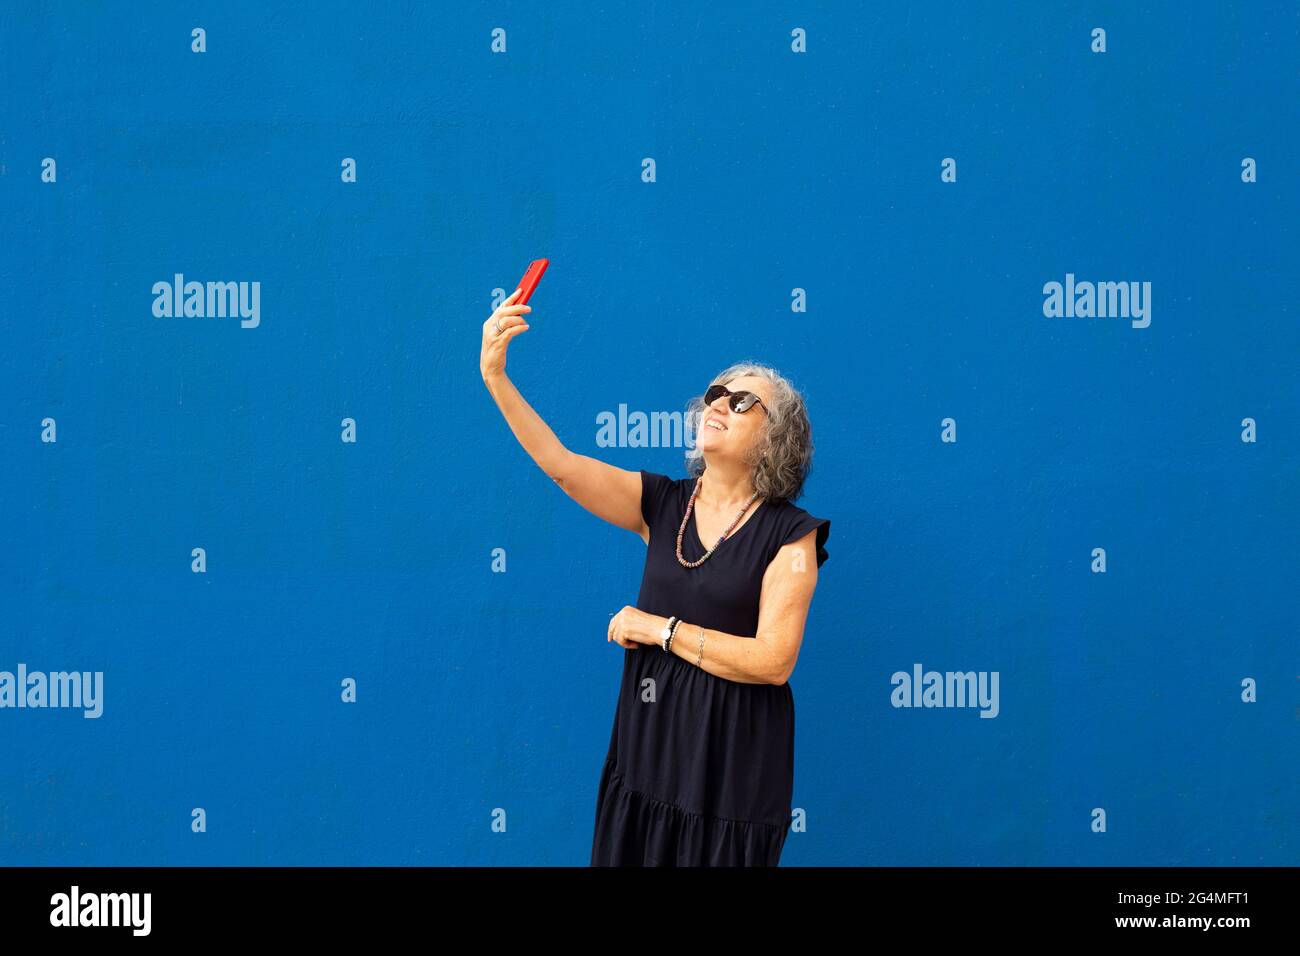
left=482, top=371, right=570, bottom=479
left=667, top=618, right=783, bottom=686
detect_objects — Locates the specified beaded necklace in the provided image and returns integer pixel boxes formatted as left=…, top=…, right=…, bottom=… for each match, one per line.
left=676, top=476, right=762, bottom=568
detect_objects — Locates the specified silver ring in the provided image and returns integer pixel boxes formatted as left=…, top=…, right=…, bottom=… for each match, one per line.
left=493, top=316, right=504, bottom=335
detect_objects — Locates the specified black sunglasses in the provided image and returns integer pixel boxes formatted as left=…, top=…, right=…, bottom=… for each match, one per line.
left=704, top=383, right=767, bottom=415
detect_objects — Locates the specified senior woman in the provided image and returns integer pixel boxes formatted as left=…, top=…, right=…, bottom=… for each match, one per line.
left=480, top=289, right=830, bottom=866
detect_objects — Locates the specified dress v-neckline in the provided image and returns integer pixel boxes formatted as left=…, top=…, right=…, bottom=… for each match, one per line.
left=690, top=496, right=768, bottom=552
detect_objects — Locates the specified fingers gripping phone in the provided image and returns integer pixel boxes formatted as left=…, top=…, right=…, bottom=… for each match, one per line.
left=515, top=258, right=549, bottom=305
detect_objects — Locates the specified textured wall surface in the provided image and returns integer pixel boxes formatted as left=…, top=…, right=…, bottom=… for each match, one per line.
left=2, top=3, right=1296, bottom=865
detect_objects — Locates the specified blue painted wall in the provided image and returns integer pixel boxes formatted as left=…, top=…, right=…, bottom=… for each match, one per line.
left=2, top=2, right=1296, bottom=865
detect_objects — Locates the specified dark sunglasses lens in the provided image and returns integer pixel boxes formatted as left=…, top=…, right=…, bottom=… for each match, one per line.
left=704, top=384, right=761, bottom=413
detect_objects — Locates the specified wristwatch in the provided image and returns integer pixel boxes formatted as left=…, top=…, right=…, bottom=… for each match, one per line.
left=660, top=615, right=680, bottom=652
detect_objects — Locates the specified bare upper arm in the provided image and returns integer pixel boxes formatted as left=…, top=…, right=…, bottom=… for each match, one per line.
left=755, top=529, right=821, bottom=684
left=550, top=451, right=648, bottom=539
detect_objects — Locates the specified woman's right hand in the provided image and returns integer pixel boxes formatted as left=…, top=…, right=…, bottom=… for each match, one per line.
left=480, top=288, right=532, bottom=381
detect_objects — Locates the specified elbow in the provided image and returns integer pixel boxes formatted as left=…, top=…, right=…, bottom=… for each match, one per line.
left=760, top=637, right=794, bottom=685
left=544, top=451, right=573, bottom=487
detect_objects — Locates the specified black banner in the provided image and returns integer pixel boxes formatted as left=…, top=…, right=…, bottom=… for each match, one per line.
left=0, top=865, right=1289, bottom=940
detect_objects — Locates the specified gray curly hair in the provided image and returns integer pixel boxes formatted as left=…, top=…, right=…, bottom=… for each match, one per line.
left=684, top=361, right=816, bottom=503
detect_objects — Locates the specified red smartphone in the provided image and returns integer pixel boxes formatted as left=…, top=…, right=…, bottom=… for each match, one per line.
left=515, top=258, right=549, bottom=305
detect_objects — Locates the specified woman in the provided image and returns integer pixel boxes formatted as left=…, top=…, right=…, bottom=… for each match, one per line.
left=480, top=289, right=830, bottom=866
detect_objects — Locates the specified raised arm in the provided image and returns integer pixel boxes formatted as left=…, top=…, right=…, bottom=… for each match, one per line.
left=480, top=289, right=647, bottom=541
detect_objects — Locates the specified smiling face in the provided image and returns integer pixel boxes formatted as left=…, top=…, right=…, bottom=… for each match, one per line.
left=696, top=375, right=772, bottom=461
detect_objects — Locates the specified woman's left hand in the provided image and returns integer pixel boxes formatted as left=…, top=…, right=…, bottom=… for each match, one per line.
left=608, top=606, right=665, bottom=650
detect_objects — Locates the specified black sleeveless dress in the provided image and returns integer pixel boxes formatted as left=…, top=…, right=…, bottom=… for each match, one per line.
left=590, top=470, right=831, bottom=866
